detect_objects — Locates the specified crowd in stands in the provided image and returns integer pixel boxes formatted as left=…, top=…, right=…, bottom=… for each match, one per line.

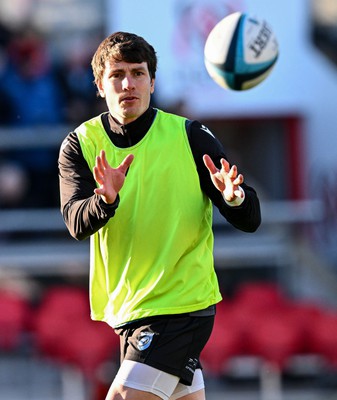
left=0, top=23, right=104, bottom=209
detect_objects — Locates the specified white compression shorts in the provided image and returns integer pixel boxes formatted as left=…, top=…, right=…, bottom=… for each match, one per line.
left=113, top=360, right=205, bottom=400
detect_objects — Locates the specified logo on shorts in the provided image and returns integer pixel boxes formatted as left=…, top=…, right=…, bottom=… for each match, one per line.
left=185, top=357, right=198, bottom=374
left=137, top=331, right=155, bottom=351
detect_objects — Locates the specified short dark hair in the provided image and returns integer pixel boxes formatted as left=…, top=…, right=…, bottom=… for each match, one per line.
left=91, top=31, right=157, bottom=83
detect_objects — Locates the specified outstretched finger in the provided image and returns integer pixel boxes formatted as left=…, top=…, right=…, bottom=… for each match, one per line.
left=220, top=158, right=230, bottom=173
left=95, top=155, right=104, bottom=175
left=203, top=154, right=218, bottom=174
left=118, top=154, right=134, bottom=174
left=100, top=150, right=109, bottom=169
left=93, top=166, right=103, bottom=185
left=233, top=174, right=244, bottom=186
left=227, top=165, right=238, bottom=179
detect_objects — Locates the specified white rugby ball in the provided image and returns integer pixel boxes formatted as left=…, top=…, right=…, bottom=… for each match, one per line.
left=204, top=12, right=279, bottom=91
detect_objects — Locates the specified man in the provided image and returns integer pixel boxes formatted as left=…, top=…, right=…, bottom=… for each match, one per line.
left=58, top=32, right=261, bottom=400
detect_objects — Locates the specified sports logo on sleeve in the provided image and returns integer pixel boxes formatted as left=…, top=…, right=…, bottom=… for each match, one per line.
left=200, top=125, right=215, bottom=138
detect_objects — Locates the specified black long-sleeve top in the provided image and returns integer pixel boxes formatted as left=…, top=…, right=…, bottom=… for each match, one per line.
left=58, top=107, right=261, bottom=240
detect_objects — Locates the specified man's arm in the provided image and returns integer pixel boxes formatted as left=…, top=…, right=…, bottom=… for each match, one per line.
left=58, top=132, right=120, bottom=240
left=187, top=120, right=261, bottom=233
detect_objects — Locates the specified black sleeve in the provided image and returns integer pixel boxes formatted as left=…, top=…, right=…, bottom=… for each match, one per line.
left=186, top=120, right=261, bottom=233
left=58, top=131, right=119, bottom=240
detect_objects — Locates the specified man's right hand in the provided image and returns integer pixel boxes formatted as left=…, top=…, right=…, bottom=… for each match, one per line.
left=93, top=150, right=134, bottom=204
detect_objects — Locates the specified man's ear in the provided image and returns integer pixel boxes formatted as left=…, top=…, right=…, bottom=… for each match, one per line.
left=96, top=80, right=105, bottom=98
left=150, top=78, right=155, bottom=94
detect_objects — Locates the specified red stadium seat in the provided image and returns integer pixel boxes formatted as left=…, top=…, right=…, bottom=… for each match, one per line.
left=0, top=289, right=31, bottom=351
left=201, top=301, right=243, bottom=376
left=306, top=310, right=337, bottom=368
left=233, top=282, right=288, bottom=312
left=284, top=301, right=325, bottom=354
left=34, top=285, right=120, bottom=375
left=33, top=285, right=90, bottom=359
left=39, top=285, right=89, bottom=317
left=247, top=310, right=303, bottom=368
left=61, top=319, right=119, bottom=377
left=33, top=285, right=120, bottom=400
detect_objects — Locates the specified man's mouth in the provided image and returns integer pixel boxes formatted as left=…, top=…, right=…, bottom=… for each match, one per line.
left=121, top=96, right=138, bottom=102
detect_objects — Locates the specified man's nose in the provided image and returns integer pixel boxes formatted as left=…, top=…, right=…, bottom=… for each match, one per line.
left=122, top=76, right=135, bottom=90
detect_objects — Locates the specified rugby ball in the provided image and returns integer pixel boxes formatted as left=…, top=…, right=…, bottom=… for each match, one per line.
left=204, top=12, right=279, bottom=91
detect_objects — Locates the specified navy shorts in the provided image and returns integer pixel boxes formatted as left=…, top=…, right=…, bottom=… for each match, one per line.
left=115, top=313, right=215, bottom=386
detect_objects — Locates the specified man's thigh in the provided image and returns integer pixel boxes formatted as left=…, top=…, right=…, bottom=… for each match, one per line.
left=105, top=385, right=205, bottom=400
left=106, top=360, right=205, bottom=400
left=106, top=383, right=162, bottom=400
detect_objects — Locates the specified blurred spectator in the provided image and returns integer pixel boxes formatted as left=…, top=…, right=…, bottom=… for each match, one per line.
left=0, top=26, right=105, bottom=208
left=1, top=28, right=64, bottom=125
left=0, top=28, right=64, bottom=207
left=0, top=162, right=28, bottom=208
left=56, top=41, right=99, bottom=124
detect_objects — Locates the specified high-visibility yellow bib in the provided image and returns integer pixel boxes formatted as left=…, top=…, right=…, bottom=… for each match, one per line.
left=76, top=109, right=222, bottom=327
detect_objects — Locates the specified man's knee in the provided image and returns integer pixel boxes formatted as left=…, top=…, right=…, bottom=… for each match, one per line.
left=105, top=383, right=162, bottom=400
left=171, top=388, right=205, bottom=400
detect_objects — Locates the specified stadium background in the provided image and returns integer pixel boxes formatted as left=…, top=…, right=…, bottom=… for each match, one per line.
left=1, top=0, right=337, bottom=399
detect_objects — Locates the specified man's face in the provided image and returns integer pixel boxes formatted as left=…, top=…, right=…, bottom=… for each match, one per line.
left=97, top=60, right=155, bottom=125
